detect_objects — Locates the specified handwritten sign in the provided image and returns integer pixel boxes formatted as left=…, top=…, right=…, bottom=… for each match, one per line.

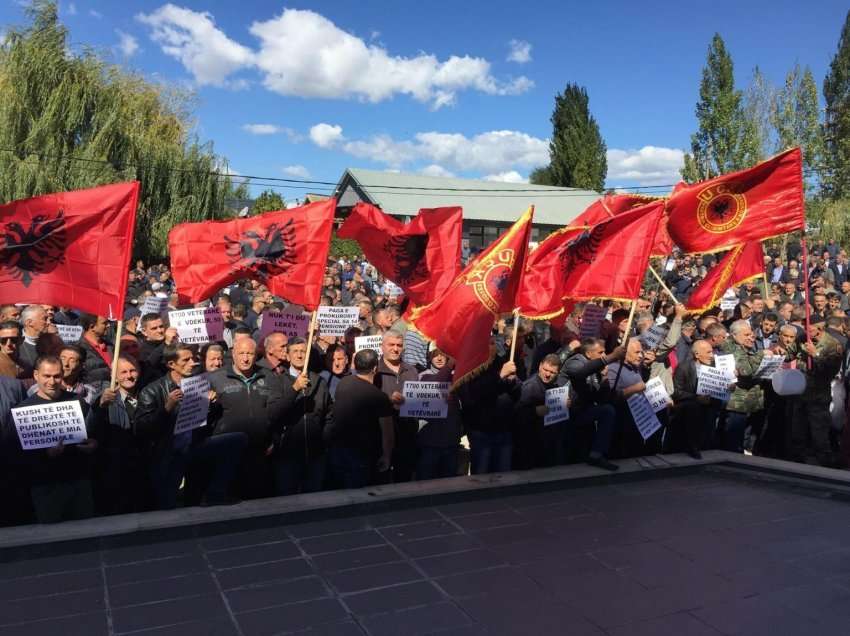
left=640, top=324, right=667, bottom=350
left=696, top=365, right=733, bottom=402
left=56, top=324, right=83, bottom=344
left=400, top=381, right=450, bottom=419
left=173, top=374, right=210, bottom=435
left=355, top=335, right=383, bottom=354
left=169, top=307, right=223, bottom=345
left=259, top=310, right=310, bottom=340
left=12, top=400, right=88, bottom=450
left=317, top=306, right=360, bottom=338
left=139, top=296, right=169, bottom=316
left=754, top=354, right=784, bottom=380
left=714, top=354, right=737, bottom=382
left=627, top=394, right=662, bottom=440
left=644, top=377, right=672, bottom=413
left=544, top=385, right=570, bottom=426
left=580, top=304, right=607, bottom=339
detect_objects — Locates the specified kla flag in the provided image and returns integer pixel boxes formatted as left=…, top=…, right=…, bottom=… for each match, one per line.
left=666, top=147, right=804, bottom=253
left=338, top=203, right=462, bottom=306
left=169, top=199, right=335, bottom=310
left=0, top=182, right=139, bottom=317
left=575, top=194, right=672, bottom=257
left=409, top=206, right=534, bottom=388
left=686, top=241, right=766, bottom=313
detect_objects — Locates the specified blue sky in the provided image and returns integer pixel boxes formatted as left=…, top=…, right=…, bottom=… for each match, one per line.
left=2, top=1, right=847, bottom=201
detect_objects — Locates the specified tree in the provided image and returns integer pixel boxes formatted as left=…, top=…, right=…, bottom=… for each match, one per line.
left=823, top=10, right=850, bottom=199
left=546, top=84, right=607, bottom=191
left=0, top=1, right=237, bottom=261
left=773, top=65, right=824, bottom=194
left=681, top=34, right=761, bottom=182
left=528, top=166, right=554, bottom=186
left=742, top=66, right=775, bottom=160
left=251, top=189, right=285, bottom=215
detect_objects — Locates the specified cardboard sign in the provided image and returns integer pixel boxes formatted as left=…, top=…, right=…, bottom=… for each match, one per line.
left=644, top=377, right=672, bottom=413
left=12, top=400, right=88, bottom=450
left=400, top=381, right=450, bottom=419
left=580, top=304, right=607, bottom=339
left=627, top=393, right=662, bottom=441
left=56, top=324, right=83, bottom=344
left=317, top=306, right=360, bottom=338
left=544, top=385, right=570, bottom=426
left=754, top=354, right=784, bottom=380
left=714, top=354, right=737, bottom=382
left=169, top=307, right=224, bottom=345
left=173, top=374, right=210, bottom=435
left=259, top=310, right=310, bottom=340
left=355, top=335, right=383, bottom=354
left=640, top=324, right=667, bottom=350
left=139, top=296, right=169, bottom=316
left=696, top=365, right=733, bottom=402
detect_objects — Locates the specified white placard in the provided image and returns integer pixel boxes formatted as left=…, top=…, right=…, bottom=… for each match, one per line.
left=317, top=306, right=360, bottom=338
left=139, top=296, right=169, bottom=316
left=754, top=354, right=784, bottom=380
left=169, top=307, right=224, bottom=345
left=400, top=381, right=450, bottom=419
left=720, top=298, right=738, bottom=312
left=12, top=400, right=88, bottom=450
left=627, top=394, right=662, bottom=441
left=644, top=377, right=672, bottom=412
left=384, top=281, right=403, bottom=297
left=640, top=324, right=667, bottom=350
left=259, top=309, right=310, bottom=340
left=714, top=354, right=737, bottom=382
left=173, top=374, right=210, bottom=435
left=696, top=365, right=733, bottom=402
left=544, top=385, right=570, bottom=426
left=355, top=335, right=383, bottom=353
left=580, top=304, right=607, bottom=339
left=56, top=324, right=83, bottom=344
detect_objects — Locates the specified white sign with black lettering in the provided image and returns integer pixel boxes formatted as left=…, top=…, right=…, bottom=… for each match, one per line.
left=640, top=324, right=667, bottom=350
left=139, top=296, right=169, bottom=316
left=355, top=335, right=383, bottom=354
left=384, top=281, right=403, bottom=297
left=544, top=385, right=570, bottom=426
left=259, top=310, right=310, bottom=340
left=317, top=306, right=360, bottom=337
left=12, top=400, right=88, bottom=450
left=754, top=354, right=784, bottom=380
left=580, top=304, right=607, bottom=339
left=169, top=307, right=223, bottom=345
left=714, top=354, right=737, bottom=382
left=696, top=365, right=733, bottom=402
left=400, top=381, right=450, bottom=419
left=56, top=324, right=83, bottom=344
left=627, top=393, right=662, bottom=441
left=644, top=377, right=672, bottom=413
left=173, top=374, right=210, bottom=435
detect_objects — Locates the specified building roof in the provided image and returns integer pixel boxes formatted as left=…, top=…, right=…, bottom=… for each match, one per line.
left=335, top=168, right=600, bottom=227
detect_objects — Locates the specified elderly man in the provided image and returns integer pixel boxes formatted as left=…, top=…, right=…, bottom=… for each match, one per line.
left=608, top=339, right=658, bottom=456
left=259, top=332, right=289, bottom=375
left=18, top=305, right=48, bottom=375
left=721, top=320, right=767, bottom=453
left=672, top=340, right=727, bottom=459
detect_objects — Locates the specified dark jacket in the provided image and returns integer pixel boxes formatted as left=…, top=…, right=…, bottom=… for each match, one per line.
left=208, top=365, right=287, bottom=447
left=135, top=373, right=210, bottom=461
left=672, top=359, right=723, bottom=409
left=138, top=338, right=167, bottom=387
left=518, top=373, right=559, bottom=429
left=417, top=365, right=462, bottom=448
left=559, top=353, right=614, bottom=411
left=78, top=336, right=113, bottom=385
left=274, top=370, right=333, bottom=459
left=456, top=355, right=520, bottom=434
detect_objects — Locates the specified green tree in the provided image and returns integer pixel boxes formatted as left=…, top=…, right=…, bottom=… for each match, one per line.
left=528, top=165, right=554, bottom=186
left=681, top=34, right=761, bottom=182
left=742, top=66, right=774, bottom=160
left=0, top=1, right=236, bottom=261
left=546, top=84, right=607, bottom=191
left=823, top=10, right=850, bottom=199
left=251, top=189, right=285, bottom=215
left=773, top=65, right=824, bottom=194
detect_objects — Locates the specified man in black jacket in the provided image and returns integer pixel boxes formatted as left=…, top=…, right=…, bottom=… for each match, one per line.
left=137, top=313, right=178, bottom=387
left=136, top=343, right=245, bottom=509
left=672, top=340, right=724, bottom=459
left=78, top=313, right=113, bottom=387
left=518, top=353, right=569, bottom=468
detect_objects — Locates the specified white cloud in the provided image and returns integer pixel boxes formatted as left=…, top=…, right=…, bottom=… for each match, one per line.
left=137, top=5, right=531, bottom=107
left=89, top=9, right=102, bottom=19
left=242, top=124, right=283, bottom=135
left=66, top=2, right=77, bottom=16
left=309, top=123, right=344, bottom=148
left=606, top=146, right=685, bottom=185
left=116, top=30, right=139, bottom=57
left=136, top=4, right=254, bottom=87
left=281, top=165, right=311, bottom=179
left=484, top=170, right=528, bottom=183
left=507, top=39, right=531, bottom=64
left=420, top=164, right=455, bottom=178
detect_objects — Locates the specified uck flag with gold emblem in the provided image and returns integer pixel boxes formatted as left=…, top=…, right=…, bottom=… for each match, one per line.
left=409, top=206, right=534, bottom=388
left=685, top=241, right=766, bottom=313
left=666, top=148, right=804, bottom=254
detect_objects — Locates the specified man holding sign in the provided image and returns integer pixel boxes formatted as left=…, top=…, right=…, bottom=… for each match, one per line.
left=518, top=354, right=570, bottom=468
left=672, top=340, right=726, bottom=459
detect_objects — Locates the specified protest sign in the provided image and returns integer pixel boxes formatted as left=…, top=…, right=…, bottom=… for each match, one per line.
left=544, top=385, right=570, bottom=426
left=640, top=324, right=667, bottom=350
left=317, top=306, right=360, bottom=337
left=714, top=354, right=737, bottom=381
left=644, top=377, right=672, bottom=413
left=139, top=296, right=169, bottom=316
left=173, top=374, right=210, bottom=435
left=56, top=324, right=83, bottom=344
left=400, top=381, right=450, bottom=419
left=696, top=365, right=733, bottom=401
left=720, top=298, right=738, bottom=312
left=580, top=304, right=607, bottom=338
left=169, top=307, right=223, bottom=345
left=259, top=309, right=310, bottom=340
left=12, top=400, right=88, bottom=450
left=627, top=394, right=662, bottom=440
left=754, top=354, right=784, bottom=380
left=355, top=335, right=383, bottom=354
left=384, top=281, right=403, bottom=297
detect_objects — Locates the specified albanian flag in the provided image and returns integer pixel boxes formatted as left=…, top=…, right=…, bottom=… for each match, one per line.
left=0, top=182, right=139, bottom=318
left=686, top=241, right=765, bottom=313
left=169, top=199, right=335, bottom=310
left=667, top=147, right=804, bottom=253
left=338, top=203, right=462, bottom=305
left=409, top=206, right=534, bottom=388
left=517, top=200, right=665, bottom=320
left=575, top=194, right=672, bottom=257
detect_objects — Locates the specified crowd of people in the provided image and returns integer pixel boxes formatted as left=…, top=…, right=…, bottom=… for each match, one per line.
left=0, top=237, right=847, bottom=526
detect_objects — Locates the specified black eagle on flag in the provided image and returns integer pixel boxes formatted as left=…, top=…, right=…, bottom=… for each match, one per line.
left=0, top=211, right=67, bottom=287
left=224, top=217, right=298, bottom=277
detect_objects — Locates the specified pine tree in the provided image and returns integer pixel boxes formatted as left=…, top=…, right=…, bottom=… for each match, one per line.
left=547, top=84, right=607, bottom=191
left=823, top=10, right=850, bottom=199
left=773, top=65, right=824, bottom=194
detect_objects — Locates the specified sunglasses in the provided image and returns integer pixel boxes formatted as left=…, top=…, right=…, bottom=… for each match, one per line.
left=0, top=336, right=21, bottom=344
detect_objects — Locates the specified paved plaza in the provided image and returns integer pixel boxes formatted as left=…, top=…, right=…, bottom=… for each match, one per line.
left=2, top=467, right=850, bottom=635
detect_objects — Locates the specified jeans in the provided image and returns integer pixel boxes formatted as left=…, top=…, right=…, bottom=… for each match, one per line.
left=468, top=430, right=512, bottom=474
left=30, top=479, right=94, bottom=524
left=417, top=446, right=458, bottom=480
left=724, top=411, right=750, bottom=453
left=275, top=455, right=327, bottom=495
left=569, top=404, right=616, bottom=459
left=327, top=447, right=371, bottom=489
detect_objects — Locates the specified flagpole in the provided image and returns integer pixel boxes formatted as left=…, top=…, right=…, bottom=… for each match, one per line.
left=109, top=320, right=124, bottom=389
left=509, top=308, right=520, bottom=363
left=801, top=237, right=812, bottom=369
left=301, top=310, right=319, bottom=376
left=648, top=266, right=678, bottom=303
left=611, top=298, right=638, bottom=391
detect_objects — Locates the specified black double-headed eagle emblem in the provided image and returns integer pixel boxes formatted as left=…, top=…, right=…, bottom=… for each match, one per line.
left=224, top=218, right=298, bottom=277
left=0, top=211, right=67, bottom=287
left=557, top=223, right=606, bottom=274
left=383, top=234, right=428, bottom=285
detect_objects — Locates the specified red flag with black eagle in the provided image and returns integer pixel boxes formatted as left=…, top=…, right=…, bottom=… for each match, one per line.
left=575, top=193, right=672, bottom=257
left=409, top=206, right=534, bottom=388
left=0, top=182, right=139, bottom=318
left=169, top=199, right=335, bottom=310
left=666, top=147, right=804, bottom=253
left=685, top=241, right=766, bottom=313
left=517, top=200, right=665, bottom=319
left=337, top=202, right=462, bottom=306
